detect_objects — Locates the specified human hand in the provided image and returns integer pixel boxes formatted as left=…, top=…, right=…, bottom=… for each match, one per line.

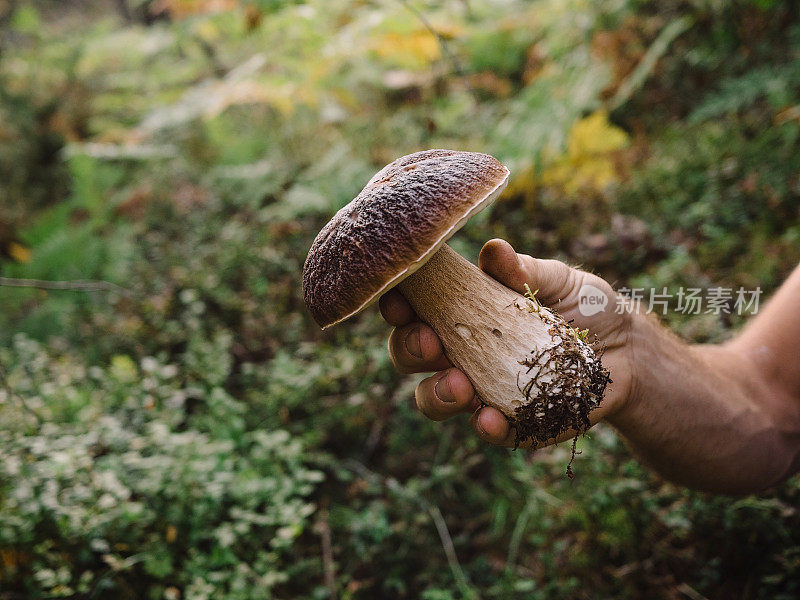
left=379, top=238, right=634, bottom=447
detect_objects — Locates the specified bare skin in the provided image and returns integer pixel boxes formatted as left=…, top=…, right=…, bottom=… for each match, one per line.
left=380, top=238, right=800, bottom=495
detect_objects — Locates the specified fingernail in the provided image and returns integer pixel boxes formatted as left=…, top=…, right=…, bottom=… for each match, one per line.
left=434, top=372, right=456, bottom=403
left=404, top=326, right=422, bottom=359
left=475, top=409, right=487, bottom=435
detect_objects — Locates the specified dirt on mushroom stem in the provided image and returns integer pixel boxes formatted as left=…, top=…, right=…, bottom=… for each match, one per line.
left=509, top=291, right=611, bottom=476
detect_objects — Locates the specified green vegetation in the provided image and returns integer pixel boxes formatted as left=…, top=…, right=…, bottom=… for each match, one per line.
left=1, top=0, right=799, bottom=598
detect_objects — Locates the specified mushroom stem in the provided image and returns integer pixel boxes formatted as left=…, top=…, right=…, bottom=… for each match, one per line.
left=397, top=243, right=608, bottom=446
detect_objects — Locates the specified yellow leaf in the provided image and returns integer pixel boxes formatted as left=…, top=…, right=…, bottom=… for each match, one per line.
left=166, top=525, right=178, bottom=543
left=541, top=110, right=629, bottom=193
left=567, top=110, right=629, bottom=159
left=194, top=19, right=220, bottom=42
left=371, top=30, right=440, bottom=69
left=7, top=241, right=31, bottom=263
left=155, top=0, right=239, bottom=19
left=110, top=355, right=138, bottom=382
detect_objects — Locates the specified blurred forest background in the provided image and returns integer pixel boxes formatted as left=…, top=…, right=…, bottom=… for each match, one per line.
left=1, top=0, right=800, bottom=598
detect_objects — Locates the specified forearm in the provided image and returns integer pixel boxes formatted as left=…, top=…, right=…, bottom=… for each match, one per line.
left=607, top=313, right=800, bottom=495
left=733, top=262, right=800, bottom=399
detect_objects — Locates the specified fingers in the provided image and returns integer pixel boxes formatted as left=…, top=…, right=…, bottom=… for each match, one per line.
left=415, top=374, right=523, bottom=446
left=477, top=238, right=528, bottom=292
left=382, top=290, right=451, bottom=373
left=479, top=238, right=578, bottom=306
left=415, top=368, right=477, bottom=421
left=414, top=369, right=523, bottom=446
left=470, top=406, right=521, bottom=447
left=388, top=322, right=451, bottom=374
left=379, top=289, right=416, bottom=327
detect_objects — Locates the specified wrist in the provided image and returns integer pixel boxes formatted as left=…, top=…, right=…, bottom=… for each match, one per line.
left=605, top=311, right=685, bottom=427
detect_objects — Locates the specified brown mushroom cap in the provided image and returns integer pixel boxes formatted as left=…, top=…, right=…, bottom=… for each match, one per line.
left=302, top=149, right=509, bottom=328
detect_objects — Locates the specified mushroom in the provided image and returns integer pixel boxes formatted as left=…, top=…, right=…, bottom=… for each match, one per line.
left=302, top=149, right=608, bottom=447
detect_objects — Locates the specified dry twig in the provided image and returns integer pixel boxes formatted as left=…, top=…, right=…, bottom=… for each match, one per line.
left=0, top=277, right=130, bottom=296
left=314, top=509, right=337, bottom=599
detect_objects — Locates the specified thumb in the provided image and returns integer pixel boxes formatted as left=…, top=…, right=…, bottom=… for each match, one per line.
left=478, top=239, right=579, bottom=306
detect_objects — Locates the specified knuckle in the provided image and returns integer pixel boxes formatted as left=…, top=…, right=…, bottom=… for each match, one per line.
left=551, top=261, right=578, bottom=300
